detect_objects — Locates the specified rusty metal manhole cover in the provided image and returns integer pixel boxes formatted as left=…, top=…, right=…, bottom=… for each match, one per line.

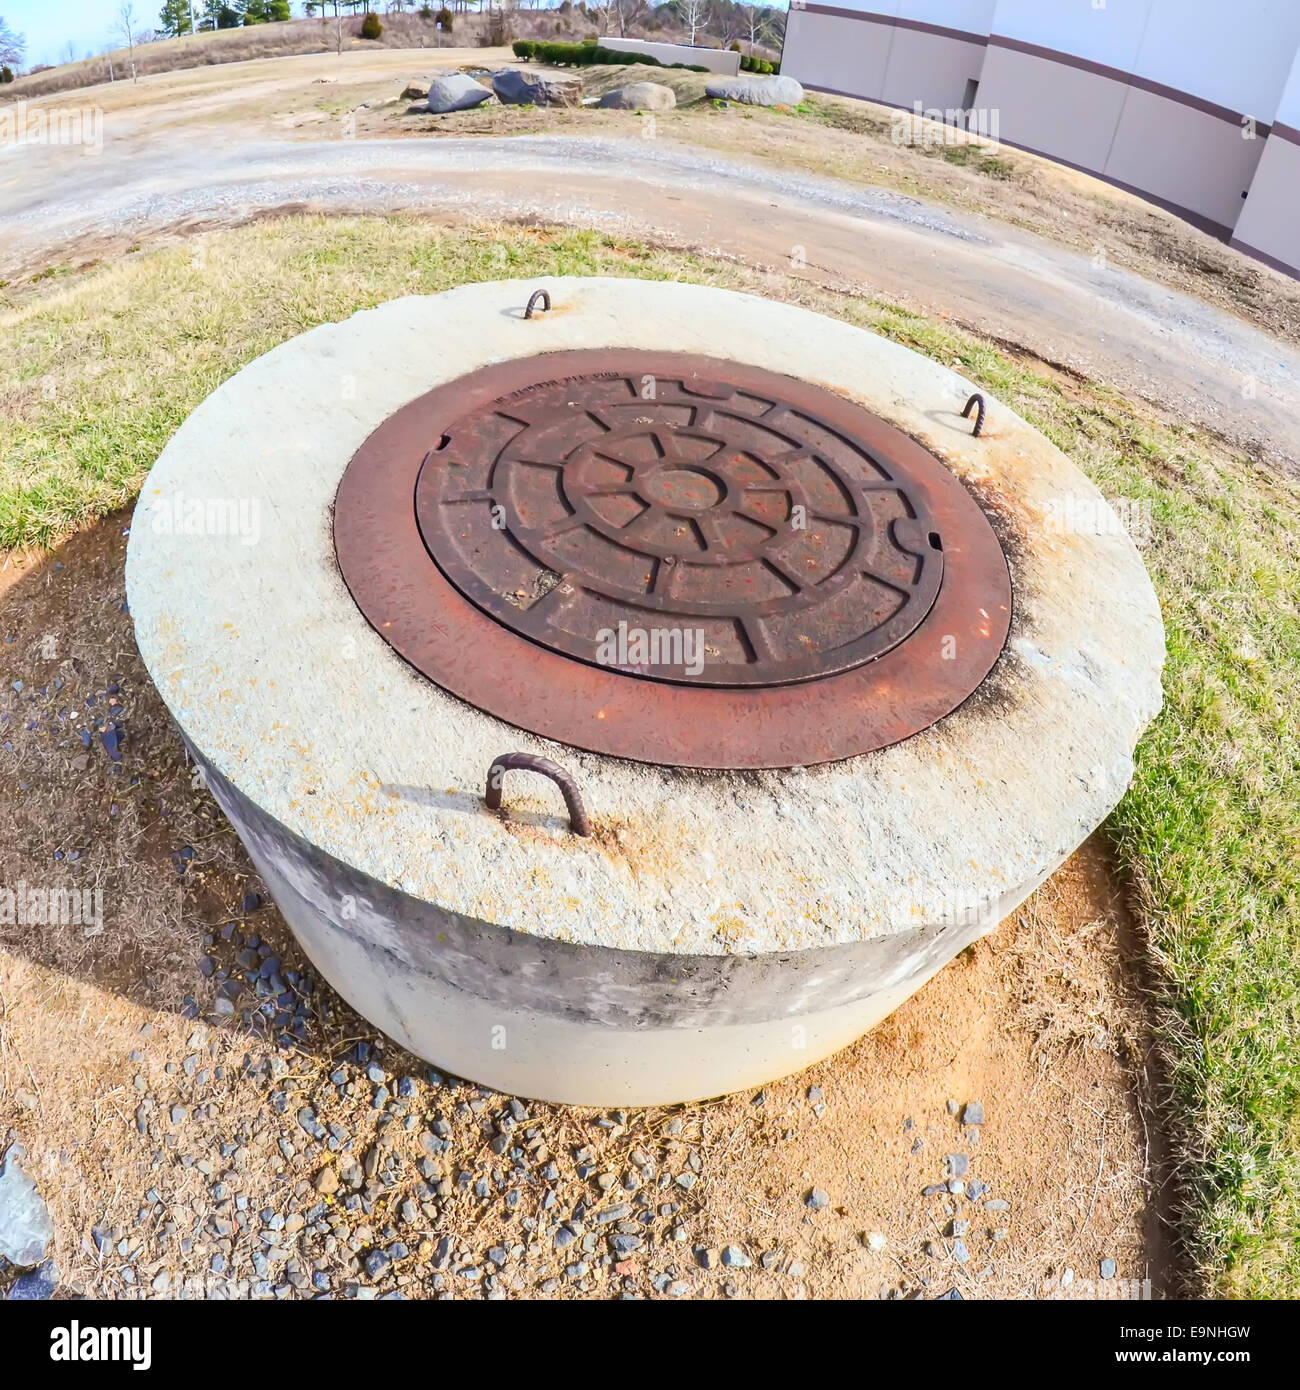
left=334, top=351, right=1011, bottom=768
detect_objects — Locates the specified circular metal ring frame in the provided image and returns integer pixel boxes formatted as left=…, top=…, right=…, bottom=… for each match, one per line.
left=334, top=351, right=1012, bottom=769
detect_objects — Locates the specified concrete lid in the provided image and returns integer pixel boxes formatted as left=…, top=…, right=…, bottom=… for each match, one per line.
left=126, top=278, right=1164, bottom=956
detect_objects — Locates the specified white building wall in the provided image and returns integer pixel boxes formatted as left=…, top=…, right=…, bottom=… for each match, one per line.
left=1129, top=0, right=1300, bottom=121
left=896, top=0, right=998, bottom=32
left=1233, top=43, right=1300, bottom=272
left=781, top=0, right=1300, bottom=271
left=1272, top=38, right=1300, bottom=128
left=989, top=0, right=1152, bottom=69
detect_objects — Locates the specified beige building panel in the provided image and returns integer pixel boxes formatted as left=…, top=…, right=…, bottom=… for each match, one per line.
left=781, top=11, right=893, bottom=100
left=1104, top=88, right=1262, bottom=233
left=880, top=29, right=988, bottom=112
left=1233, top=134, right=1300, bottom=274
left=977, top=45, right=1128, bottom=173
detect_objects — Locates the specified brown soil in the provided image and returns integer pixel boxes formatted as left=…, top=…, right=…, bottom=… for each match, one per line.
left=0, top=515, right=1177, bottom=1300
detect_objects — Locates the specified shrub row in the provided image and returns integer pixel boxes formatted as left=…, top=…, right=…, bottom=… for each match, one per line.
left=510, top=39, right=706, bottom=72
left=740, top=56, right=777, bottom=74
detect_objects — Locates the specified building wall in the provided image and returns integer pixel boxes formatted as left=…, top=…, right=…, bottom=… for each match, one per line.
left=781, top=0, right=1300, bottom=275
left=782, top=3, right=993, bottom=111
left=1233, top=45, right=1300, bottom=273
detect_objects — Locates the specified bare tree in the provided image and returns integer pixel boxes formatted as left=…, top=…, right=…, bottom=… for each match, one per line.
left=673, top=0, right=709, bottom=46
left=0, top=12, right=26, bottom=69
left=612, top=0, right=647, bottom=37
left=738, top=2, right=771, bottom=53
left=116, top=2, right=140, bottom=82
left=587, top=0, right=617, bottom=33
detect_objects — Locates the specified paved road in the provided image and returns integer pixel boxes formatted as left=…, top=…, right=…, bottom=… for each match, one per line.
left=4, top=128, right=1297, bottom=465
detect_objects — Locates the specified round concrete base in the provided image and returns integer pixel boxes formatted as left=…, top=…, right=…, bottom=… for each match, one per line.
left=128, top=278, right=1164, bottom=1104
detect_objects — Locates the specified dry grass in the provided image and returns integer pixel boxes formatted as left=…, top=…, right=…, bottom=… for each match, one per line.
left=4, top=15, right=468, bottom=102
left=2, top=14, right=750, bottom=106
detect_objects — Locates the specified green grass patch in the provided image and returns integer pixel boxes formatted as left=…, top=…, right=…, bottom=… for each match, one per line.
left=3, top=214, right=1298, bottom=1295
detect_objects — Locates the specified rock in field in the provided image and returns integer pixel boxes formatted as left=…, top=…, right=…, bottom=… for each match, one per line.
left=598, top=81, right=677, bottom=111
left=492, top=68, right=581, bottom=107
left=705, top=75, right=804, bottom=107
left=0, top=1146, right=54, bottom=1268
left=427, top=73, right=493, bottom=114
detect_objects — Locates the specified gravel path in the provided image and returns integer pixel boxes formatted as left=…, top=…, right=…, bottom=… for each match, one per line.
left=5, top=130, right=1298, bottom=468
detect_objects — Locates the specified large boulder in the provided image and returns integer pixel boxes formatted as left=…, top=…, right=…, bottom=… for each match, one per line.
left=705, top=74, right=804, bottom=107
left=492, top=67, right=582, bottom=107
left=598, top=81, right=677, bottom=111
left=426, top=72, right=493, bottom=114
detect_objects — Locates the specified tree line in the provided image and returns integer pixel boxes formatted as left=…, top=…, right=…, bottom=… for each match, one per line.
left=153, top=0, right=785, bottom=50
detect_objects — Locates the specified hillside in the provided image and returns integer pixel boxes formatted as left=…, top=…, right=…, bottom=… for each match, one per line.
left=2, top=10, right=781, bottom=104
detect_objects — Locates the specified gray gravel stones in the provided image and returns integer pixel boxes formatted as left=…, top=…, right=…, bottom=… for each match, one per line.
left=426, top=72, right=493, bottom=114
left=704, top=75, right=803, bottom=106
left=6, top=1258, right=58, bottom=1300
left=597, top=81, right=676, bottom=111
left=961, top=1101, right=985, bottom=1126
left=945, top=1154, right=969, bottom=1178
left=805, top=1187, right=830, bottom=1210
left=1100, top=1257, right=1117, bottom=1279
left=720, top=1244, right=751, bottom=1268
left=0, top=1146, right=53, bottom=1267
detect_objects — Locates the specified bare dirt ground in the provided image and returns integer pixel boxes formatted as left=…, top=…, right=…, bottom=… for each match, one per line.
left=0, top=518, right=1169, bottom=1300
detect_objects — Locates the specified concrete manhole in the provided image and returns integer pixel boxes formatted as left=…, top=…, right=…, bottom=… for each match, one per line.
left=127, top=278, right=1164, bottom=1105
left=334, top=351, right=1011, bottom=767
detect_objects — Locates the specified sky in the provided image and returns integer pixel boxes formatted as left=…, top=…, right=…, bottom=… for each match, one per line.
left=3, top=0, right=179, bottom=69
left=3, top=2, right=314, bottom=69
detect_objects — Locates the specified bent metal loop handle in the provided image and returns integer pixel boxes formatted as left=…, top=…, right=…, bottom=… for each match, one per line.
left=524, top=289, right=551, bottom=320
left=485, top=752, right=592, bottom=838
left=961, top=392, right=986, bottom=438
